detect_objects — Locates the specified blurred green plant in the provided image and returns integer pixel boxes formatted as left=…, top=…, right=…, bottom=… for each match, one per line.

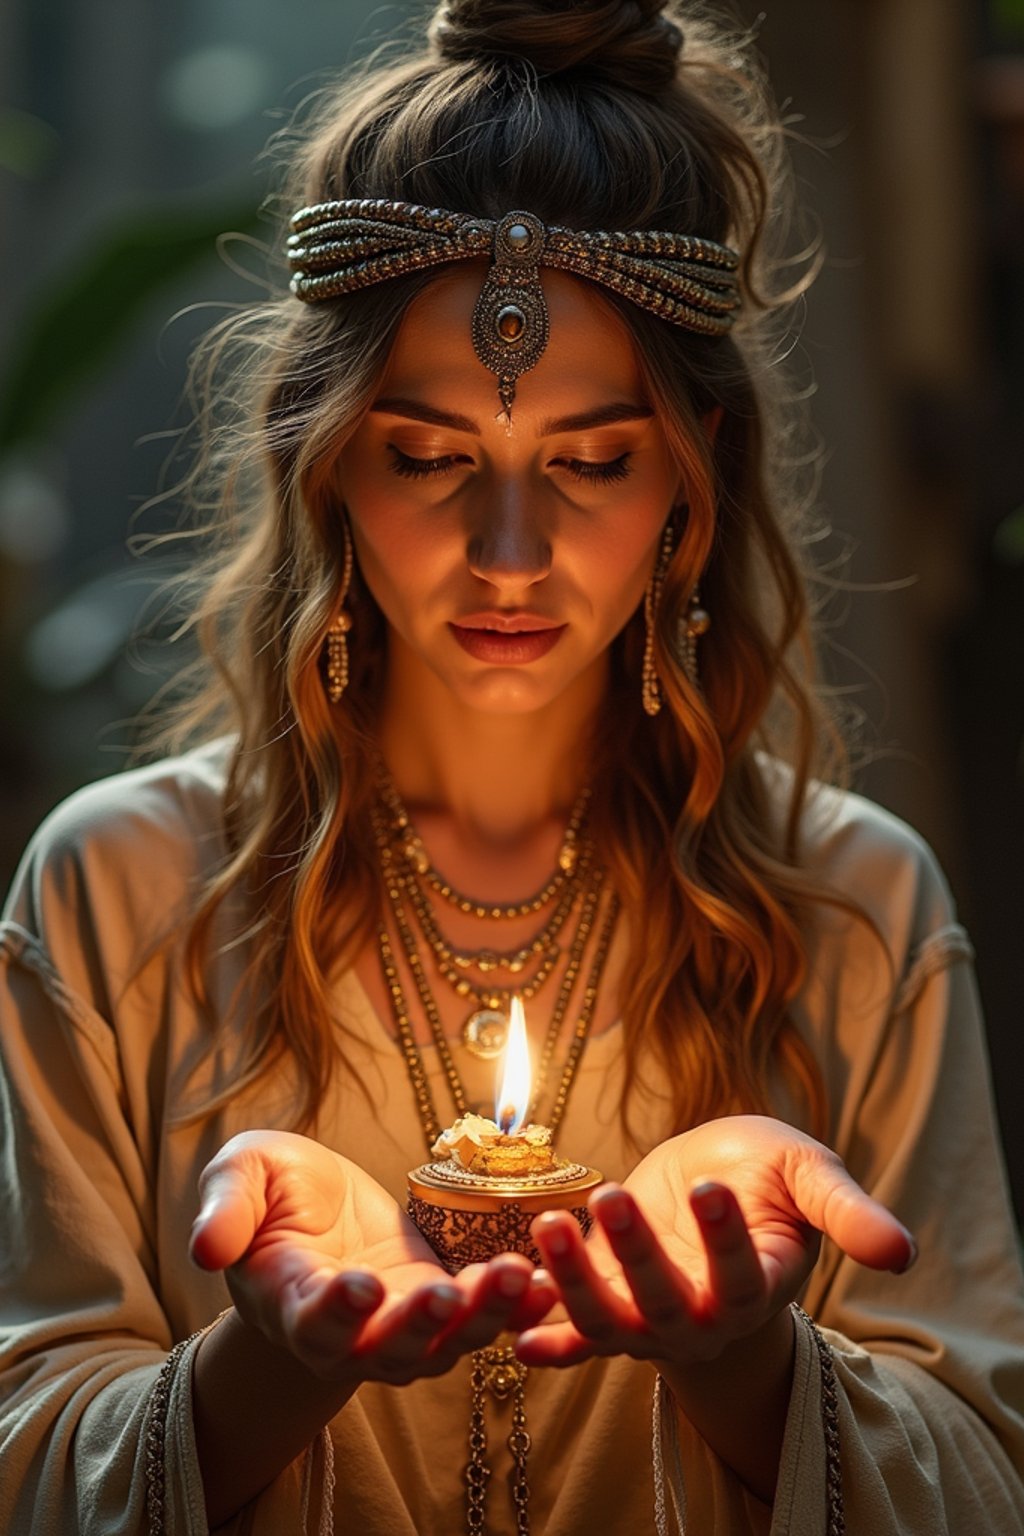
left=992, top=0, right=1024, bottom=38
left=0, top=108, right=60, bottom=178
left=994, top=504, right=1024, bottom=565
left=0, top=198, right=264, bottom=452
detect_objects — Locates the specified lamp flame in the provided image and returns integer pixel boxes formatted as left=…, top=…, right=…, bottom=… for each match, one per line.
left=496, top=996, right=531, bottom=1134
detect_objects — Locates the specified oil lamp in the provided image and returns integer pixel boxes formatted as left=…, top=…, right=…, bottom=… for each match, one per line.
left=406, top=996, right=602, bottom=1272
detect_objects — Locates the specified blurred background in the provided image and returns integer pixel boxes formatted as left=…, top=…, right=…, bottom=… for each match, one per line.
left=1, top=1, right=1022, bottom=1214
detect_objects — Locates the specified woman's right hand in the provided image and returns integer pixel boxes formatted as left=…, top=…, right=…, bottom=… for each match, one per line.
left=189, top=1129, right=555, bottom=1387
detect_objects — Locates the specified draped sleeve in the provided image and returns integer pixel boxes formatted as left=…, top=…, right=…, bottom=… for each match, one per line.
left=0, top=747, right=323, bottom=1535
left=760, top=791, right=1024, bottom=1532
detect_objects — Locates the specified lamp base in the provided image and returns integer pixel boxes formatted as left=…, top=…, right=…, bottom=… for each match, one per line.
left=406, top=1160, right=602, bottom=1273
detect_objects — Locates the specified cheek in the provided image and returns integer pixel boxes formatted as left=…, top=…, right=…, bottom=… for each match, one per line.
left=573, top=505, right=665, bottom=612
left=345, top=484, right=456, bottom=620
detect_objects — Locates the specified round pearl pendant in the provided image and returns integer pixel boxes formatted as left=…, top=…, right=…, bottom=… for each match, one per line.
left=462, top=1009, right=509, bottom=1059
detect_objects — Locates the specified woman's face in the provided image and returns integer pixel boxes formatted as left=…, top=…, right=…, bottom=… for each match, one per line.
left=336, top=267, right=688, bottom=715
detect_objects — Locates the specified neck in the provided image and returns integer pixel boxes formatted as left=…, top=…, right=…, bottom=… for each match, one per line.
left=374, top=635, right=606, bottom=844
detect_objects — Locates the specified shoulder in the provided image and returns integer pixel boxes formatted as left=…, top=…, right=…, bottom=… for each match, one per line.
left=2, top=739, right=234, bottom=947
left=758, top=753, right=956, bottom=932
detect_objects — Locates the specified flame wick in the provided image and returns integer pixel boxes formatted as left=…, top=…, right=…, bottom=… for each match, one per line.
left=495, top=996, right=532, bottom=1135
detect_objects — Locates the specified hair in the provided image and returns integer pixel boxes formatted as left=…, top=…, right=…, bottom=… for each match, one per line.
left=149, top=0, right=860, bottom=1148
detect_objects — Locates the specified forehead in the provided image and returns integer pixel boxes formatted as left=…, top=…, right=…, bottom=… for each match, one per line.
left=381, top=265, right=646, bottom=408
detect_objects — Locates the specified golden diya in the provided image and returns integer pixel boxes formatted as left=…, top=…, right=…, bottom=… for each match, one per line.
left=406, top=996, right=603, bottom=1273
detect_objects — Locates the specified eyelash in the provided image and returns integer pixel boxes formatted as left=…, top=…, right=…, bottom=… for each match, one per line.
left=386, top=446, right=634, bottom=485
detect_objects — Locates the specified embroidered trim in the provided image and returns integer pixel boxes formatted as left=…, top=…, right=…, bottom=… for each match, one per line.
left=652, top=1374, right=687, bottom=1536
left=299, top=1423, right=336, bottom=1536
left=652, top=1306, right=844, bottom=1535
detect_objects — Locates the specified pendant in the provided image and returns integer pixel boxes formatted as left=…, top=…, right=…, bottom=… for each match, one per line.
left=462, top=1008, right=508, bottom=1059
left=479, top=1344, right=526, bottom=1401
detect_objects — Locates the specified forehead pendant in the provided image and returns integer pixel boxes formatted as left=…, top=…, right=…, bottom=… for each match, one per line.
left=469, top=212, right=550, bottom=424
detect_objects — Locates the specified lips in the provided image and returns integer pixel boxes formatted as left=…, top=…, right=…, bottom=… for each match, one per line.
left=453, top=611, right=562, bottom=633
left=448, top=618, right=567, bottom=664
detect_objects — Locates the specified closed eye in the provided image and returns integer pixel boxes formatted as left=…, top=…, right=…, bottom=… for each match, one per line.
left=387, top=445, right=634, bottom=485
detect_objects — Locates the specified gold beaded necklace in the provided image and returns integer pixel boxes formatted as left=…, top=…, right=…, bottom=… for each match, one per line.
left=374, top=775, right=594, bottom=1059
left=371, top=790, right=620, bottom=1536
left=376, top=767, right=590, bottom=914
left=371, top=802, right=616, bottom=1138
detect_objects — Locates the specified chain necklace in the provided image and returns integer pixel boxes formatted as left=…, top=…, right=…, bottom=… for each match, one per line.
left=373, top=804, right=613, bottom=1134
left=371, top=795, right=619, bottom=1536
left=395, top=841, right=597, bottom=1057
left=373, top=795, right=596, bottom=1059
left=376, top=766, right=591, bottom=918
left=400, top=840, right=592, bottom=982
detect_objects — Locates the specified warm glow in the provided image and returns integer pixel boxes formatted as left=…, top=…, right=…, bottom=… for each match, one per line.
left=495, top=996, right=532, bottom=1134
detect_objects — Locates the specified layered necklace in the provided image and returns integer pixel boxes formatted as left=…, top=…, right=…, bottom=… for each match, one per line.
left=371, top=770, right=620, bottom=1534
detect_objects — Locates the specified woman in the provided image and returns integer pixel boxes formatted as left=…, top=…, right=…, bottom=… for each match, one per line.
left=1, top=1, right=1022, bottom=1532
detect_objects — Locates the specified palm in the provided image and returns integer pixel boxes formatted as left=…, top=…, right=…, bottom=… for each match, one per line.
left=192, top=1130, right=558, bottom=1386
left=518, top=1114, right=913, bottom=1369
left=193, top=1133, right=448, bottom=1322
left=619, top=1121, right=822, bottom=1309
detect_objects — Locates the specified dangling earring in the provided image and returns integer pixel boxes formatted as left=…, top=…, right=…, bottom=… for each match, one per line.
left=642, top=521, right=676, bottom=716
left=325, top=518, right=354, bottom=704
left=680, top=585, right=712, bottom=686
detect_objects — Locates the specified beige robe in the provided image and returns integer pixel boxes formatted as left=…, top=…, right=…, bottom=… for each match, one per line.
left=1, top=740, right=1022, bottom=1534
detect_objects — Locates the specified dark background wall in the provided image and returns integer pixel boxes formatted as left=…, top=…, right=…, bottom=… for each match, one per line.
left=2, top=0, right=1022, bottom=1214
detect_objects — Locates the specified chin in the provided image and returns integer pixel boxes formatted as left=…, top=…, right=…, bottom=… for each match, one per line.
left=459, top=674, right=565, bottom=715
left=432, top=651, right=587, bottom=714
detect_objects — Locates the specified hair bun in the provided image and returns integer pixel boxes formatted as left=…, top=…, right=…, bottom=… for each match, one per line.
left=430, top=0, right=684, bottom=93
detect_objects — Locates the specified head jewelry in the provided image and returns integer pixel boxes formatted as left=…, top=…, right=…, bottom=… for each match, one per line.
left=287, top=199, right=740, bottom=420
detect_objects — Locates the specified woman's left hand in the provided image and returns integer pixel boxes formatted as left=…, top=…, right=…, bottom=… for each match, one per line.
left=515, top=1114, right=916, bottom=1369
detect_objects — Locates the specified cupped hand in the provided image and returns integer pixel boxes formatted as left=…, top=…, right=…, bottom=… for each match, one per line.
left=516, top=1114, right=916, bottom=1369
left=190, top=1130, right=557, bottom=1385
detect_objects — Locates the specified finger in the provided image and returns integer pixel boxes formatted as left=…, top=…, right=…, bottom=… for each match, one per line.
left=436, top=1256, right=537, bottom=1354
left=190, top=1167, right=266, bottom=1270
left=530, top=1212, right=630, bottom=1344
left=360, top=1283, right=466, bottom=1372
left=591, top=1185, right=699, bottom=1326
left=791, top=1155, right=916, bottom=1273
left=283, top=1269, right=385, bottom=1372
left=508, top=1267, right=561, bottom=1333
left=689, top=1182, right=767, bottom=1315
left=515, top=1318, right=594, bottom=1368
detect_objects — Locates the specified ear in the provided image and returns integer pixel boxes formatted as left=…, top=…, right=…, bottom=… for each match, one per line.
left=701, top=404, right=724, bottom=443
left=672, top=406, right=725, bottom=502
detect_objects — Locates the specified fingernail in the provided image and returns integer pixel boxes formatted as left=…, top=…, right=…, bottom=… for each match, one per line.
left=596, top=1194, right=632, bottom=1232
left=342, top=1275, right=380, bottom=1311
left=427, top=1286, right=461, bottom=1322
left=541, top=1221, right=570, bottom=1256
left=692, top=1183, right=728, bottom=1222
left=187, top=1231, right=209, bottom=1270
left=892, top=1236, right=918, bottom=1274
left=497, top=1267, right=528, bottom=1298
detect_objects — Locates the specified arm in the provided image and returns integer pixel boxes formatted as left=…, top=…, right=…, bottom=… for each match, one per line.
left=0, top=924, right=199, bottom=1536
left=0, top=931, right=554, bottom=1533
left=186, top=1131, right=558, bottom=1528
left=795, top=946, right=1024, bottom=1530
left=516, top=950, right=1024, bottom=1526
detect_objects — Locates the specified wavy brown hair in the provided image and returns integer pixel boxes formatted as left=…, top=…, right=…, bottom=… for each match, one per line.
left=152, top=0, right=860, bottom=1147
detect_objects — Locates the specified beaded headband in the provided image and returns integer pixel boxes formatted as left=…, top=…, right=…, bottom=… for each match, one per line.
left=287, top=198, right=741, bottom=420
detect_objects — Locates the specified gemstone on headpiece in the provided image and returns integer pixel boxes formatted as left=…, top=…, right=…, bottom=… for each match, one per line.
left=496, top=305, right=526, bottom=343
left=496, top=212, right=545, bottom=267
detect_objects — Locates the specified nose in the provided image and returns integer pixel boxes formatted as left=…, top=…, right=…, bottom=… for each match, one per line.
left=466, top=480, right=553, bottom=592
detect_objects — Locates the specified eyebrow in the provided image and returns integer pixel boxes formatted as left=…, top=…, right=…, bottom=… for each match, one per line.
left=370, top=396, right=655, bottom=437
